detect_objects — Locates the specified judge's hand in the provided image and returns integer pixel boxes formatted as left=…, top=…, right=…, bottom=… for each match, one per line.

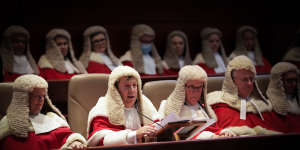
left=69, top=141, right=86, bottom=150
left=136, top=125, right=157, bottom=140
left=218, top=131, right=236, bottom=137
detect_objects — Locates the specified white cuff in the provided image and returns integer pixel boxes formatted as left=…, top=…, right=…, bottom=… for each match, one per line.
left=194, top=131, right=215, bottom=139
left=60, top=133, right=87, bottom=150
left=126, top=131, right=137, bottom=144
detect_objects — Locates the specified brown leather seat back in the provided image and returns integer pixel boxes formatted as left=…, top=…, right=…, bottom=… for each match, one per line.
left=68, top=74, right=109, bottom=138
left=143, top=75, right=270, bottom=110
left=143, top=80, right=177, bottom=110
left=0, top=83, right=13, bottom=119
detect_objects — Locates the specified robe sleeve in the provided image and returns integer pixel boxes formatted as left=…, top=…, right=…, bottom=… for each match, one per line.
left=255, top=57, right=272, bottom=74
left=39, top=68, right=76, bottom=80
left=86, top=61, right=112, bottom=74
left=122, top=61, right=134, bottom=68
left=3, top=72, right=23, bottom=82
left=196, top=63, right=216, bottom=75
left=87, top=116, right=134, bottom=146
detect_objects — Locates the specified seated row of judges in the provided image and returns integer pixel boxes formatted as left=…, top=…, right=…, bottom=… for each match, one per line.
left=1, top=55, right=300, bottom=149
left=3, top=23, right=292, bottom=82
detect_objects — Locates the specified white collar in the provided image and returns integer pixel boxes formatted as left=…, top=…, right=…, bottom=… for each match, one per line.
left=240, top=98, right=264, bottom=120
left=29, top=113, right=65, bottom=134
left=13, top=54, right=34, bottom=74
left=213, top=52, right=226, bottom=73
left=124, top=107, right=141, bottom=130
left=287, top=97, right=300, bottom=114
left=181, top=103, right=210, bottom=120
left=247, top=51, right=256, bottom=65
left=64, top=59, right=79, bottom=74
left=178, top=57, right=184, bottom=68
left=143, top=54, right=156, bottom=74
left=98, top=53, right=118, bottom=71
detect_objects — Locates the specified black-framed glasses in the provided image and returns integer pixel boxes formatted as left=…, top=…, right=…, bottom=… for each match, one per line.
left=92, top=38, right=106, bottom=44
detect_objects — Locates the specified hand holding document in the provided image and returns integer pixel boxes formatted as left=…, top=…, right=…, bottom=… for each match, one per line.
left=155, top=112, right=216, bottom=141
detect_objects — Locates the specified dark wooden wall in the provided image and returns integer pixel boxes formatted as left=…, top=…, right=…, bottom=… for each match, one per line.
left=1, top=0, right=299, bottom=65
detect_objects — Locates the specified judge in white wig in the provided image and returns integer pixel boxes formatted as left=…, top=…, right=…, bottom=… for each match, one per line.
left=0, top=25, right=40, bottom=82
left=38, top=28, right=87, bottom=80
left=267, top=62, right=300, bottom=133
left=229, top=25, right=272, bottom=74
left=120, top=24, right=164, bottom=76
left=0, top=74, right=86, bottom=150
left=87, top=66, right=159, bottom=146
left=162, top=30, right=192, bottom=75
left=79, top=25, right=121, bottom=73
left=193, top=27, right=228, bottom=75
left=206, top=56, right=284, bottom=136
left=158, top=65, right=235, bottom=139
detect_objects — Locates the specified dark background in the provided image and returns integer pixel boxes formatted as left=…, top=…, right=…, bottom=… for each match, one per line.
left=0, top=0, right=299, bottom=65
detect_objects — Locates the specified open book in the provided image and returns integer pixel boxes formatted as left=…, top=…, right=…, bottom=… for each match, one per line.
left=155, top=112, right=216, bottom=141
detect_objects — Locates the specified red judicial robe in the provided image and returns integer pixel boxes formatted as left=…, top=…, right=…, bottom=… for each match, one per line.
left=38, top=55, right=80, bottom=80
left=196, top=63, right=217, bottom=75
left=3, top=71, right=25, bottom=82
left=86, top=61, right=112, bottom=74
left=206, top=91, right=288, bottom=135
left=284, top=114, right=300, bottom=133
left=0, top=127, right=73, bottom=150
left=89, top=116, right=126, bottom=146
left=84, top=52, right=118, bottom=74
left=87, top=96, right=159, bottom=146
left=255, top=57, right=272, bottom=74
left=3, top=68, right=41, bottom=82
left=211, top=103, right=287, bottom=133
left=163, top=68, right=179, bottom=76
left=0, top=113, right=86, bottom=150
left=192, top=53, right=225, bottom=76
left=122, top=61, right=162, bottom=77
left=40, top=68, right=77, bottom=80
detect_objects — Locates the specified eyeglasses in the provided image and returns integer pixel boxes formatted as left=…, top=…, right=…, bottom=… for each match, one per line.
left=185, top=85, right=204, bottom=92
left=121, top=84, right=138, bottom=91
left=92, top=38, right=106, bottom=44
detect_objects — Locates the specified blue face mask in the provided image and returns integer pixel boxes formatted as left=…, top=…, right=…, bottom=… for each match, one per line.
left=141, top=43, right=152, bottom=54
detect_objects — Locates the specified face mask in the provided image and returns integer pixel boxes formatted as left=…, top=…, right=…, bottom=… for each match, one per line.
left=141, top=43, right=152, bottom=54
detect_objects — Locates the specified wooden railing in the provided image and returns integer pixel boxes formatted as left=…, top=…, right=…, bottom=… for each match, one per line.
left=87, top=133, right=300, bottom=150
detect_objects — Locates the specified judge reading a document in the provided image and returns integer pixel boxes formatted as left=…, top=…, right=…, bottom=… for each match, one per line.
left=87, top=66, right=159, bottom=146
left=158, top=65, right=235, bottom=139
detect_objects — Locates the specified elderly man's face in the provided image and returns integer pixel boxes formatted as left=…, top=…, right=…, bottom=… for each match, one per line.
left=29, top=88, right=46, bottom=115
left=232, top=69, right=255, bottom=98
left=185, top=80, right=204, bottom=105
left=117, top=76, right=138, bottom=108
left=282, top=71, right=298, bottom=96
left=11, top=34, right=27, bottom=56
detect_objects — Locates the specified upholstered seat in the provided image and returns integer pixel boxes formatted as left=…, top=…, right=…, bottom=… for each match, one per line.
left=143, top=75, right=270, bottom=110
left=143, top=80, right=177, bottom=110
left=0, top=82, right=13, bottom=119
left=68, top=73, right=109, bottom=138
